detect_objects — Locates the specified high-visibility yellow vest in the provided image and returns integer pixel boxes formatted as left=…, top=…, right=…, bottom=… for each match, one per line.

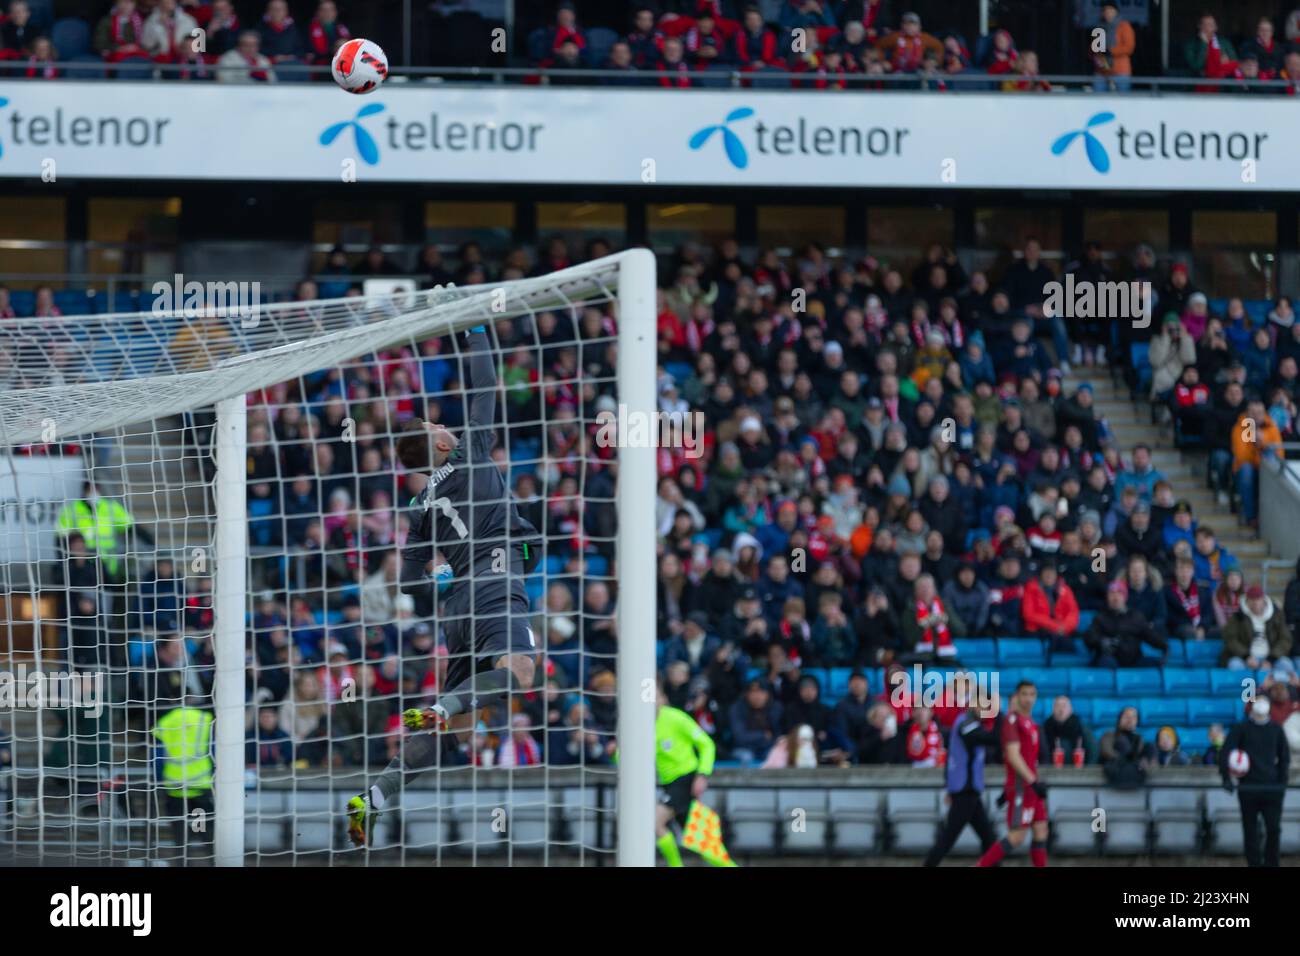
left=55, top=498, right=133, bottom=575
left=154, top=707, right=214, bottom=798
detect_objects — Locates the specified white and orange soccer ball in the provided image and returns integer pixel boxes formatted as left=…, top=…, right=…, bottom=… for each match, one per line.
left=1226, top=748, right=1250, bottom=778
left=332, top=38, right=388, bottom=94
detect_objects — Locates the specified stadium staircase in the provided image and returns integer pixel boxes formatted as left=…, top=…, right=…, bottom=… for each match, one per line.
left=1062, top=370, right=1270, bottom=582
left=93, top=416, right=213, bottom=559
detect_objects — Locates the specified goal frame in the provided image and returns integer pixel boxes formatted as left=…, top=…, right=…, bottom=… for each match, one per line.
left=207, top=248, right=659, bottom=866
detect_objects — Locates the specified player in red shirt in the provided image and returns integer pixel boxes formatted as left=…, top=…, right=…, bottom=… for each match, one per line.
left=976, top=679, right=1049, bottom=866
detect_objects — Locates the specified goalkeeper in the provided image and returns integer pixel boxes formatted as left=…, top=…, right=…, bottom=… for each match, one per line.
left=348, top=324, right=542, bottom=847
left=655, top=685, right=735, bottom=867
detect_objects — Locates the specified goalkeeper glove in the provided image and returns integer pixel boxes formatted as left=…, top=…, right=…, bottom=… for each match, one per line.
left=1031, top=780, right=1048, bottom=799
left=467, top=325, right=486, bottom=335
left=430, top=563, right=453, bottom=593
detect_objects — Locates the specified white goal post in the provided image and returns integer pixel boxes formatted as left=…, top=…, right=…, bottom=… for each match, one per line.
left=0, top=249, right=657, bottom=867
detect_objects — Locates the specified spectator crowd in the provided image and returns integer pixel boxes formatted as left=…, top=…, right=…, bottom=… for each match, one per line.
left=15, top=221, right=1300, bottom=779
left=6, top=0, right=1300, bottom=92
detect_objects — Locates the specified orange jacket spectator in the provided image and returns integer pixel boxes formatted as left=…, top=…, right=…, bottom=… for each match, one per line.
left=1231, top=409, right=1281, bottom=472
left=1022, top=575, right=1080, bottom=637
left=1096, top=15, right=1135, bottom=76
left=875, top=19, right=942, bottom=73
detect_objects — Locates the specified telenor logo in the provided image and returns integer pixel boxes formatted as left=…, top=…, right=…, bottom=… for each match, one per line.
left=320, top=102, right=385, bottom=165
left=689, top=107, right=754, bottom=169
left=1051, top=111, right=1115, bottom=173
left=0, top=97, right=8, bottom=159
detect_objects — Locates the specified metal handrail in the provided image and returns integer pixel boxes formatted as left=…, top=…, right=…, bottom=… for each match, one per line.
left=15, top=60, right=1300, bottom=95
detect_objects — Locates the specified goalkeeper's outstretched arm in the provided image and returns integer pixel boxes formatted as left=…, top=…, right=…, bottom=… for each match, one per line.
left=464, top=326, right=496, bottom=437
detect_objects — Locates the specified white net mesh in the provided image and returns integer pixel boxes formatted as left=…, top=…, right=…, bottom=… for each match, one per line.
left=0, top=254, right=648, bottom=865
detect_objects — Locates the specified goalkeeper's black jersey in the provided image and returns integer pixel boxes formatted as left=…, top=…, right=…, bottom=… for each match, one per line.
left=400, top=329, right=539, bottom=610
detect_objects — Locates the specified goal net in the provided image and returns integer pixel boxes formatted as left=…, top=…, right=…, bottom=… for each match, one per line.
left=0, top=249, right=657, bottom=867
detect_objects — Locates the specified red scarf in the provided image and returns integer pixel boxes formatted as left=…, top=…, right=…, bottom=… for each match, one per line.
left=914, top=596, right=952, bottom=649
left=26, top=55, right=56, bottom=79
left=890, top=34, right=924, bottom=72
left=1173, top=581, right=1200, bottom=626
left=242, top=49, right=269, bottom=81
left=309, top=17, right=350, bottom=57
left=111, top=10, right=143, bottom=47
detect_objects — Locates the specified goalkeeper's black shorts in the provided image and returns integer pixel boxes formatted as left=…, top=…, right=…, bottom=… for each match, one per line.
left=441, top=589, right=536, bottom=690
left=659, top=773, right=696, bottom=826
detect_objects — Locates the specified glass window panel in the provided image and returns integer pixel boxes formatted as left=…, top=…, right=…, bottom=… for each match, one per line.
left=424, top=201, right=516, bottom=253
left=0, top=198, right=66, bottom=288
left=87, top=197, right=180, bottom=278
left=647, top=203, right=735, bottom=253
left=757, top=205, right=845, bottom=255
left=1192, top=210, right=1276, bottom=300
left=972, top=206, right=1063, bottom=284
left=867, top=206, right=955, bottom=281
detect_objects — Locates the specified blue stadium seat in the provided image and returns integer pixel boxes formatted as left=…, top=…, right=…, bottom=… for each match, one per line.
left=1209, top=669, right=1248, bottom=696
left=52, top=18, right=91, bottom=60
left=826, top=667, right=853, bottom=700
left=1049, top=637, right=1091, bottom=667
left=869, top=668, right=885, bottom=697
left=997, top=638, right=1046, bottom=666
left=1069, top=669, right=1115, bottom=697
left=1163, top=669, right=1211, bottom=695
left=959, top=638, right=998, bottom=667
left=1077, top=611, right=1095, bottom=633
left=1184, top=640, right=1224, bottom=667
left=586, top=555, right=609, bottom=577
left=53, top=290, right=92, bottom=315
left=1092, top=698, right=1127, bottom=727
left=746, top=666, right=765, bottom=684
left=1138, top=698, right=1187, bottom=725
left=1161, top=638, right=1186, bottom=665
left=1017, top=667, right=1067, bottom=698
left=584, top=26, right=620, bottom=66
left=1187, top=698, right=1240, bottom=725
left=524, top=577, right=544, bottom=606
left=1115, top=668, right=1163, bottom=696
left=110, top=291, right=142, bottom=313
left=1176, top=726, right=1211, bottom=755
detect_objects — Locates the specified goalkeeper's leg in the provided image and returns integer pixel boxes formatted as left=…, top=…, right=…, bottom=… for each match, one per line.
left=347, top=612, right=536, bottom=847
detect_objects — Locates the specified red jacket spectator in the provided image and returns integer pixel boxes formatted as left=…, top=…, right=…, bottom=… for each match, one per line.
left=983, top=28, right=1018, bottom=75
left=540, top=1, right=586, bottom=58
left=683, top=14, right=731, bottom=67
left=735, top=18, right=778, bottom=67
left=1022, top=575, right=1080, bottom=638
left=307, top=1, right=350, bottom=66
left=1174, top=380, right=1210, bottom=407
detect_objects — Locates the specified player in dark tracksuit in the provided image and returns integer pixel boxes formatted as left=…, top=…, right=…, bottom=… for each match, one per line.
left=346, top=324, right=542, bottom=846
left=1221, top=698, right=1290, bottom=867
left=924, top=703, right=999, bottom=866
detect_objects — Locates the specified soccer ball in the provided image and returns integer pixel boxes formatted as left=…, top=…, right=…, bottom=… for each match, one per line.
left=332, top=38, right=388, bottom=94
left=1227, top=748, right=1250, bottom=778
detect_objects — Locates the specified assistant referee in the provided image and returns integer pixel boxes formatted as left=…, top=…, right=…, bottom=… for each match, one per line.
left=923, top=691, right=999, bottom=867
left=655, top=685, right=715, bottom=867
